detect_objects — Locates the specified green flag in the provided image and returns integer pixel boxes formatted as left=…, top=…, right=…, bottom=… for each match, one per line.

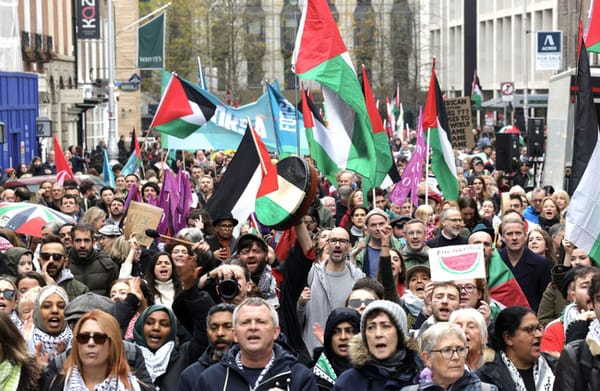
left=138, top=12, right=165, bottom=69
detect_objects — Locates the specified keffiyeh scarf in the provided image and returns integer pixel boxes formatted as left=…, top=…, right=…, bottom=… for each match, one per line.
left=500, top=350, right=554, bottom=391
left=30, top=326, right=72, bottom=360
left=65, top=367, right=141, bottom=391
left=138, top=340, right=175, bottom=382
left=0, top=361, right=21, bottom=391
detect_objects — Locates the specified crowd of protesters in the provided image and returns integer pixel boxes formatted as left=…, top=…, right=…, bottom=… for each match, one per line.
left=0, top=126, right=597, bottom=391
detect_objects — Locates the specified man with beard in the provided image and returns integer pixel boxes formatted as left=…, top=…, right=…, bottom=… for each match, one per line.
left=400, top=219, right=430, bottom=269
left=68, top=223, right=118, bottom=296
left=107, top=197, right=125, bottom=225
left=300, top=227, right=364, bottom=355
left=206, top=213, right=238, bottom=263
left=38, top=235, right=88, bottom=300
left=178, top=304, right=235, bottom=391
left=235, top=234, right=278, bottom=308
left=411, top=281, right=460, bottom=339
left=197, top=174, right=214, bottom=208
left=354, top=208, right=402, bottom=278
left=312, top=307, right=360, bottom=390
left=426, top=207, right=468, bottom=248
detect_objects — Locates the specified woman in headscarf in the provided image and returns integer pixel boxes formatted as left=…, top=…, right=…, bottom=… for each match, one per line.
left=133, top=304, right=207, bottom=391
left=0, top=312, right=43, bottom=391
left=333, top=300, right=423, bottom=390
left=29, top=285, right=72, bottom=361
left=313, top=307, right=361, bottom=390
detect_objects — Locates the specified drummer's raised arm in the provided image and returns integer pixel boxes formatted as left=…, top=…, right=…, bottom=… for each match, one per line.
left=295, top=218, right=313, bottom=254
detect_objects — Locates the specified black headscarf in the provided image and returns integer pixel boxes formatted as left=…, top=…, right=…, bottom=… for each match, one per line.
left=323, top=307, right=361, bottom=375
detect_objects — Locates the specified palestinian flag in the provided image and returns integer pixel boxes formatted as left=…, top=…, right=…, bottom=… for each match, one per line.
left=360, top=65, right=397, bottom=190
left=585, top=0, right=600, bottom=53
left=301, top=88, right=340, bottom=186
left=292, top=0, right=377, bottom=184
left=102, top=150, right=115, bottom=188
left=53, top=136, right=75, bottom=184
left=121, top=129, right=142, bottom=176
left=205, top=127, right=264, bottom=236
left=150, top=74, right=216, bottom=139
left=471, top=69, right=483, bottom=110
left=487, top=249, right=529, bottom=308
left=423, top=60, right=459, bottom=201
left=566, top=23, right=600, bottom=262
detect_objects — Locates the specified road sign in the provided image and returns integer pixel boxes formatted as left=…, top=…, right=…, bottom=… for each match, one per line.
left=536, top=31, right=562, bottom=70
left=36, top=118, right=52, bottom=137
left=501, top=82, right=514, bottom=102
left=128, top=73, right=142, bottom=84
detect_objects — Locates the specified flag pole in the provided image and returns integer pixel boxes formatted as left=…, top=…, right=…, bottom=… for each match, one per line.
left=425, top=126, right=431, bottom=206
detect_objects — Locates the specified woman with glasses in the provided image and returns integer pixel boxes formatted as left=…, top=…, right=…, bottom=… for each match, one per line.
left=334, top=300, right=422, bottom=390
left=29, top=285, right=71, bottom=362
left=476, top=306, right=556, bottom=390
left=402, top=322, right=495, bottom=390
left=42, top=309, right=146, bottom=391
left=0, top=312, right=43, bottom=391
left=0, top=276, right=20, bottom=327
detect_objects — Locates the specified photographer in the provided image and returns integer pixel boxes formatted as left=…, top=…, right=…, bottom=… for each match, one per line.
left=196, top=259, right=254, bottom=305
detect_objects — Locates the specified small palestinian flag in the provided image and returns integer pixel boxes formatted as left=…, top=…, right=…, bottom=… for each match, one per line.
left=150, top=74, right=216, bottom=139
left=255, top=156, right=316, bottom=230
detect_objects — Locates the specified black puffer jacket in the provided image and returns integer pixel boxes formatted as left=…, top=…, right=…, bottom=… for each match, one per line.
left=554, top=337, right=600, bottom=391
left=68, top=248, right=118, bottom=296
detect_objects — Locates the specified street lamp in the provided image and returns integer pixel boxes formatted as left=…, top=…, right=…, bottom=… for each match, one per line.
left=106, top=0, right=118, bottom=160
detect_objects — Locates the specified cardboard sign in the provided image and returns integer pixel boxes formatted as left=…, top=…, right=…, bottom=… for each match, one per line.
left=429, top=244, right=486, bottom=282
left=124, top=201, right=164, bottom=247
left=444, top=97, right=475, bottom=151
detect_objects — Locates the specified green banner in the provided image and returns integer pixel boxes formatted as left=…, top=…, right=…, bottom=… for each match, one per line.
left=138, top=12, right=165, bottom=69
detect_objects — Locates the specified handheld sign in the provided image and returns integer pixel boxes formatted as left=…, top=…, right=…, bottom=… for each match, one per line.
left=429, top=244, right=486, bottom=282
left=124, top=201, right=164, bottom=247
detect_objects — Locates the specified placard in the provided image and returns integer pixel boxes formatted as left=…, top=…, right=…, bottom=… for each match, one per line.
left=429, top=244, right=486, bottom=282
left=444, top=97, right=475, bottom=150
left=124, top=201, right=163, bottom=247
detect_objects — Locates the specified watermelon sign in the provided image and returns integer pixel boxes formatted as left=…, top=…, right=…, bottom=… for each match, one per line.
left=429, top=244, right=486, bottom=282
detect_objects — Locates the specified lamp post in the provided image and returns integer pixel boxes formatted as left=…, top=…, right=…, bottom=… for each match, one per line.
left=106, top=0, right=118, bottom=160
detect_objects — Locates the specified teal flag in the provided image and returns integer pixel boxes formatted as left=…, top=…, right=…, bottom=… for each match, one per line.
left=138, top=12, right=165, bottom=69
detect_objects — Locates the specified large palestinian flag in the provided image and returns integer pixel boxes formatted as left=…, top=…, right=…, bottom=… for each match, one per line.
left=150, top=74, right=216, bottom=139
left=291, top=0, right=377, bottom=184
left=487, top=249, right=529, bottom=308
left=423, top=61, right=459, bottom=201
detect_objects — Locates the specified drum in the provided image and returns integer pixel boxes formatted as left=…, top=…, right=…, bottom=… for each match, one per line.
left=255, top=156, right=317, bottom=230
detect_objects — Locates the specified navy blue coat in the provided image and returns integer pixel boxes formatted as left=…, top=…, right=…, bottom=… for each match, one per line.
left=195, top=343, right=317, bottom=390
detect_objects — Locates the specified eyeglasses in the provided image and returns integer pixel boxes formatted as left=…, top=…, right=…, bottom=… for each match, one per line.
left=430, top=346, right=469, bottom=359
left=457, top=284, right=477, bottom=293
left=519, top=324, right=544, bottom=335
left=348, top=298, right=374, bottom=308
left=39, top=252, right=64, bottom=261
left=0, top=289, right=16, bottom=300
left=445, top=218, right=463, bottom=223
left=217, top=224, right=234, bottom=229
left=328, top=238, right=350, bottom=244
left=76, top=332, right=109, bottom=345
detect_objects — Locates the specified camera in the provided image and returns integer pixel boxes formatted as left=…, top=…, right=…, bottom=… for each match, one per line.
left=218, top=272, right=240, bottom=300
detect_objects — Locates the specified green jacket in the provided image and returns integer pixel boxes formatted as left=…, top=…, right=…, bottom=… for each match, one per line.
left=353, top=235, right=402, bottom=275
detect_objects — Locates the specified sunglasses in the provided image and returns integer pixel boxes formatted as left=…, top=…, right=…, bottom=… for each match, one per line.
left=348, top=298, right=375, bottom=308
left=39, top=253, right=64, bottom=261
left=76, top=332, right=109, bottom=345
left=0, top=289, right=16, bottom=300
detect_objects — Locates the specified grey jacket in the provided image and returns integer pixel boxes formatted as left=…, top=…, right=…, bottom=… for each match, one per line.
left=298, top=259, right=364, bottom=354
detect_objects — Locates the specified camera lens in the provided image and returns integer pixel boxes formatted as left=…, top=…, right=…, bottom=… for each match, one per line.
left=218, top=274, right=239, bottom=300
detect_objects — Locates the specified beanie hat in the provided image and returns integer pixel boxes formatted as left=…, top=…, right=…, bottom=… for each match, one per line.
left=65, top=292, right=116, bottom=323
left=360, top=300, right=407, bottom=343
left=561, top=266, right=584, bottom=301
left=365, top=208, right=389, bottom=225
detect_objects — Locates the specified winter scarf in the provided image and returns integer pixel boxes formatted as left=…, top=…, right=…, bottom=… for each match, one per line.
left=500, top=350, right=554, bottom=391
